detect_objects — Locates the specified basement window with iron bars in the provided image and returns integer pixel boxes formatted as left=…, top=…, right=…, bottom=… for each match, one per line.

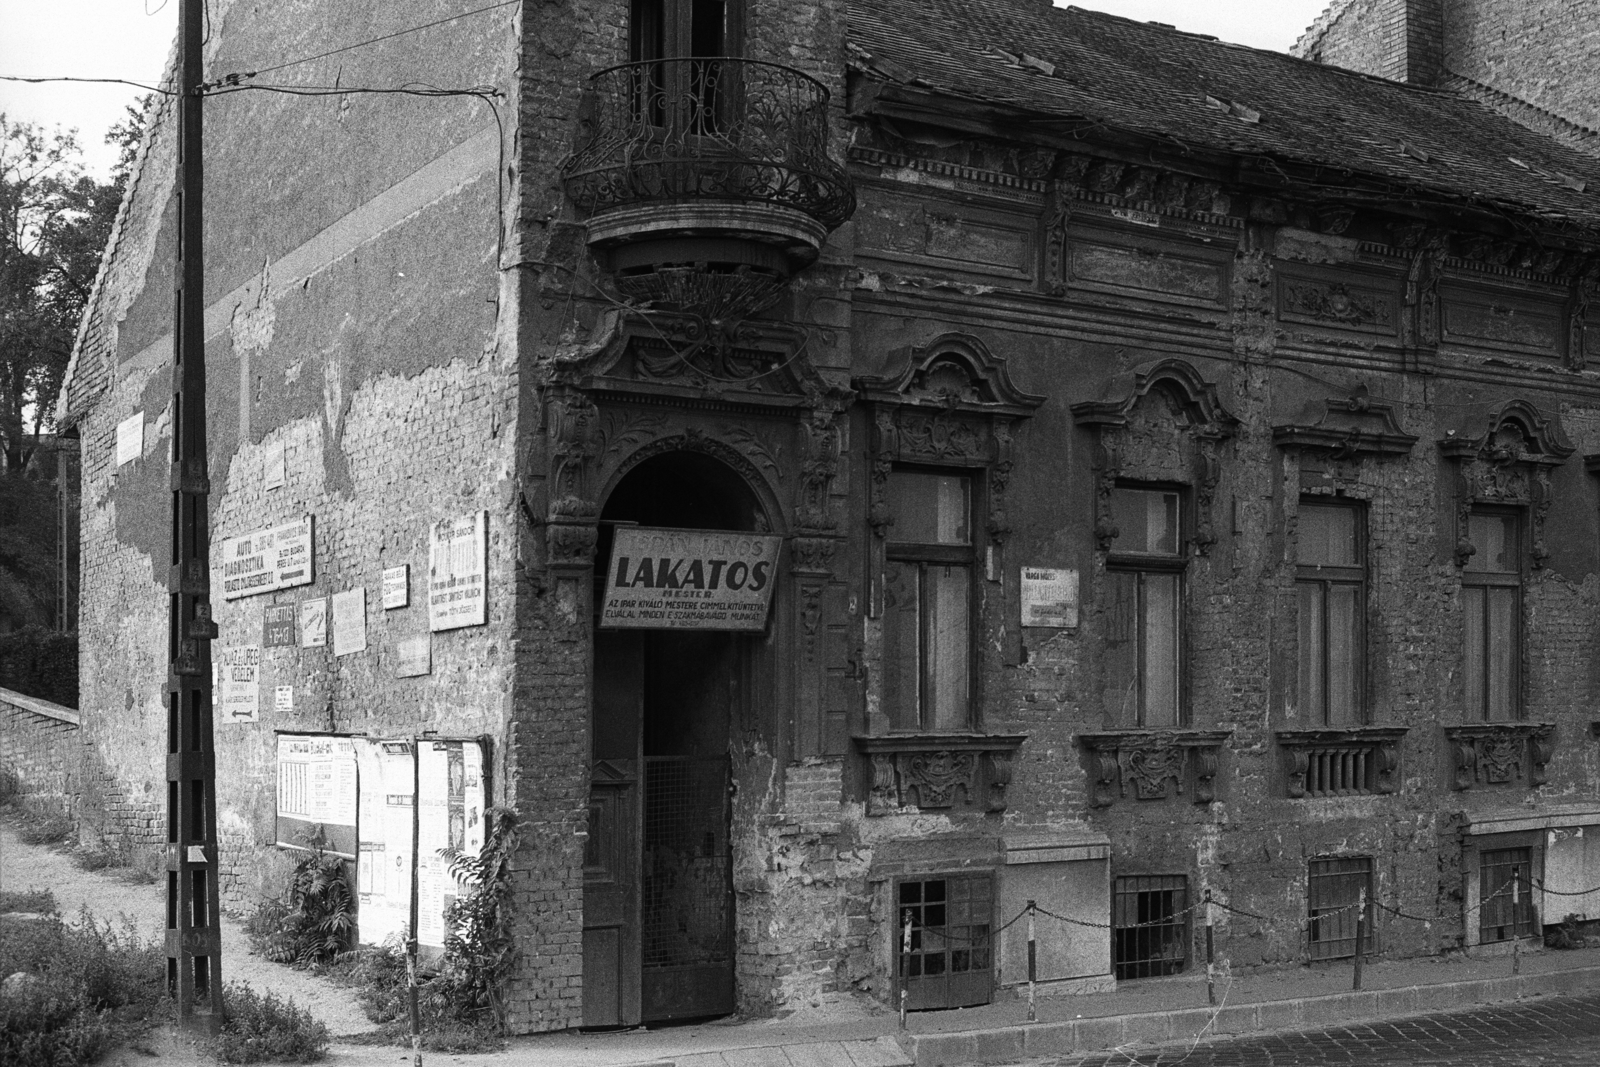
left=1308, top=857, right=1373, bottom=961
left=1479, top=846, right=1536, bottom=944
left=1112, top=875, right=1189, bottom=979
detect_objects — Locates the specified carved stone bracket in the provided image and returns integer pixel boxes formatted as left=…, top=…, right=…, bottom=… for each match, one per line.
left=1273, top=394, right=1419, bottom=461
left=1275, top=727, right=1408, bottom=798
left=1443, top=723, right=1557, bottom=790
left=1071, top=359, right=1239, bottom=556
left=854, top=733, right=1026, bottom=815
left=1439, top=399, right=1574, bottom=568
left=1078, top=730, right=1231, bottom=807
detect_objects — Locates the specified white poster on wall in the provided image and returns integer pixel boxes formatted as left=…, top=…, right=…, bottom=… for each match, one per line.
left=300, top=597, right=327, bottom=648
left=428, top=512, right=487, bottom=632
left=356, top=739, right=415, bottom=947
left=216, top=646, right=261, bottom=724
left=1020, top=567, right=1080, bottom=629
left=332, top=588, right=367, bottom=657
left=263, top=440, right=286, bottom=490
left=115, top=412, right=143, bottom=466
left=382, top=566, right=409, bottom=610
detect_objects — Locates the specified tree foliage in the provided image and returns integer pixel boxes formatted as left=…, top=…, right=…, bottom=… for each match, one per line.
left=0, top=105, right=144, bottom=472
left=0, top=103, right=145, bottom=630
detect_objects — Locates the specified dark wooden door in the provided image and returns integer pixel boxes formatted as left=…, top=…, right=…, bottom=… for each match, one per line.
left=583, top=633, right=643, bottom=1027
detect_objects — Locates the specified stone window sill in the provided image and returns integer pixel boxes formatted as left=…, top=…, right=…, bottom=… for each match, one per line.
left=1443, top=722, right=1556, bottom=789
left=1275, top=727, right=1408, bottom=798
left=1078, top=729, right=1231, bottom=807
left=853, top=733, right=1025, bottom=815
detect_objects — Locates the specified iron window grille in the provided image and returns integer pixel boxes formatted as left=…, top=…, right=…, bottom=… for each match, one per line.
left=896, top=872, right=993, bottom=1010
left=1308, top=857, right=1373, bottom=961
left=1479, top=847, right=1536, bottom=944
left=1112, top=875, right=1189, bottom=979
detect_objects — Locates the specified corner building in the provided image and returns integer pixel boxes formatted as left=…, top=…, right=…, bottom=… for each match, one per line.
left=61, top=0, right=1600, bottom=1033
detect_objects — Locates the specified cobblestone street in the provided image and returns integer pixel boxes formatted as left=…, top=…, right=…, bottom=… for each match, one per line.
left=1035, top=992, right=1600, bottom=1066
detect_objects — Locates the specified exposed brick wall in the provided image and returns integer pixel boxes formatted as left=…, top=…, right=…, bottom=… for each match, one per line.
left=0, top=688, right=80, bottom=805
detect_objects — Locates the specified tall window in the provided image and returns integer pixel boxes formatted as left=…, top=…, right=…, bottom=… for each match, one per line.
left=882, top=471, right=974, bottom=731
left=1463, top=509, right=1521, bottom=722
left=630, top=0, right=735, bottom=61
left=1106, top=486, right=1184, bottom=726
left=1296, top=500, right=1365, bottom=725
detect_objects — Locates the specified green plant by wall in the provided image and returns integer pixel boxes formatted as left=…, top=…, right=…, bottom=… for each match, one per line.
left=0, top=625, right=78, bottom=706
left=213, top=982, right=329, bottom=1064
left=246, top=826, right=353, bottom=967
left=434, top=806, right=521, bottom=1032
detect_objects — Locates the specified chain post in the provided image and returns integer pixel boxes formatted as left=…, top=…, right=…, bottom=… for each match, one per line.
left=900, top=909, right=911, bottom=1030
left=1204, top=888, right=1217, bottom=1007
left=1353, top=886, right=1367, bottom=991
left=1026, top=900, right=1037, bottom=1022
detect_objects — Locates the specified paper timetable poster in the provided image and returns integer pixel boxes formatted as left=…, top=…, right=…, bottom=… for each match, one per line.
left=355, top=739, right=415, bottom=948
left=275, top=734, right=358, bottom=858
left=415, top=739, right=487, bottom=951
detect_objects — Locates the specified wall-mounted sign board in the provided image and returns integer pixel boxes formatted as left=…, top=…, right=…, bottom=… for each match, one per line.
left=414, top=739, right=486, bottom=950
left=429, top=512, right=487, bottom=632
left=115, top=413, right=143, bottom=466
left=275, top=734, right=358, bottom=858
left=1021, top=567, right=1079, bottom=629
left=216, top=646, right=261, bottom=724
left=219, top=516, right=315, bottom=600
left=600, top=526, right=782, bottom=631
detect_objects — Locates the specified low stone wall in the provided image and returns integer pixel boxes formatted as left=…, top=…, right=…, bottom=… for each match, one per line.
left=0, top=685, right=80, bottom=807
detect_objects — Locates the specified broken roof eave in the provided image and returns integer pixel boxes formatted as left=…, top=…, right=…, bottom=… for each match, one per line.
left=853, top=79, right=1600, bottom=249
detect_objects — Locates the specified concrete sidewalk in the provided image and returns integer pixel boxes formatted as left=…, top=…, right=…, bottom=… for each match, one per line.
left=463, top=944, right=1600, bottom=1067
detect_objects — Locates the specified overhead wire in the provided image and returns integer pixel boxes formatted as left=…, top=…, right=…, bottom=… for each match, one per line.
left=0, top=76, right=174, bottom=95
left=208, top=0, right=520, bottom=86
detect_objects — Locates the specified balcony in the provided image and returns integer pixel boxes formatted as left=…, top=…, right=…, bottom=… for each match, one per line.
left=561, top=58, right=855, bottom=317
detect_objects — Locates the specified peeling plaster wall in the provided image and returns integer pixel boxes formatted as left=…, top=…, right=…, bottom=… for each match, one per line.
left=72, top=0, right=519, bottom=929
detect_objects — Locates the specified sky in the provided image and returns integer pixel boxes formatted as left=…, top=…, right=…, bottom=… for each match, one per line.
left=0, top=0, right=1334, bottom=180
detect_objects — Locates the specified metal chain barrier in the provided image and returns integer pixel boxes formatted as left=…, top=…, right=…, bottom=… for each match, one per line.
left=894, top=871, right=1548, bottom=1027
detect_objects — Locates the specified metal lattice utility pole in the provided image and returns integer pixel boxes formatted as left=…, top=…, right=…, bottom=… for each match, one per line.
left=166, top=0, right=223, bottom=1027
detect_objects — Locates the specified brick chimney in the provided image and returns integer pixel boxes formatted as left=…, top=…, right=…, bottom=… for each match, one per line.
left=1381, top=0, right=1442, bottom=85
left=1294, top=0, right=1442, bottom=86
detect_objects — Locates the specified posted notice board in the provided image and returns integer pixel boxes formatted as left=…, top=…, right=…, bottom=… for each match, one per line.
left=353, top=737, right=487, bottom=952
left=355, top=739, right=416, bottom=948
left=275, top=734, right=359, bottom=858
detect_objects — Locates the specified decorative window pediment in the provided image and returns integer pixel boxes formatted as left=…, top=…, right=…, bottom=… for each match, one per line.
left=854, top=733, right=1025, bottom=815
left=1078, top=729, right=1230, bottom=807
left=1439, top=400, right=1574, bottom=567
left=1272, top=394, right=1418, bottom=460
left=1071, top=359, right=1239, bottom=553
left=855, top=334, right=1045, bottom=549
left=1443, top=722, right=1557, bottom=790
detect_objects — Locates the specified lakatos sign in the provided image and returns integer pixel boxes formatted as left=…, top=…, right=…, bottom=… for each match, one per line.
left=600, top=527, right=782, bottom=631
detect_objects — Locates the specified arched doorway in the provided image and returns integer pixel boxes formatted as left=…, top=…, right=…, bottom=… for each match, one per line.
left=582, top=450, right=772, bottom=1028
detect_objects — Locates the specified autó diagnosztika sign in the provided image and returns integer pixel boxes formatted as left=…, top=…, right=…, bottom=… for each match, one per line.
left=601, top=527, right=782, bottom=631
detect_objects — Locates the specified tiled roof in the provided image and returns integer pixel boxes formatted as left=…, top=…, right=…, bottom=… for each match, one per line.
left=849, top=0, right=1600, bottom=234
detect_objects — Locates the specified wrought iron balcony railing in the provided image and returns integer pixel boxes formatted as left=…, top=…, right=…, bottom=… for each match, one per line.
left=561, top=57, right=856, bottom=233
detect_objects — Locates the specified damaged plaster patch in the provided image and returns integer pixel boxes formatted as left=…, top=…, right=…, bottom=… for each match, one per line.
left=1274, top=227, right=1361, bottom=264
left=230, top=258, right=278, bottom=353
